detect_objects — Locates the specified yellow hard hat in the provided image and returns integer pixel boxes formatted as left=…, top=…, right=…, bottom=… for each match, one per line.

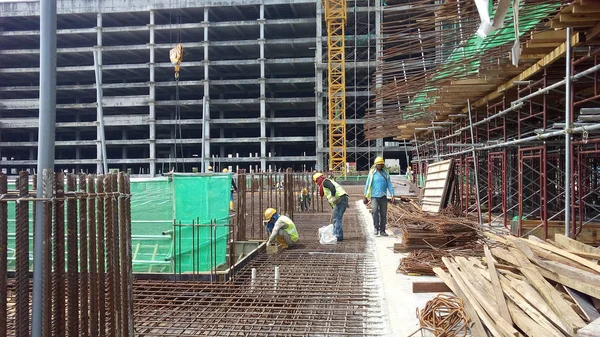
left=264, top=208, right=277, bottom=221
left=374, top=156, right=385, bottom=165
left=312, top=172, right=324, bottom=182
left=207, top=166, right=213, bottom=171
left=222, top=168, right=229, bottom=173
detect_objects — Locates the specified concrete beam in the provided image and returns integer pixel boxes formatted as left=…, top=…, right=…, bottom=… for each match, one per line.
left=317, top=146, right=414, bottom=153
left=0, top=96, right=149, bottom=109
left=0, top=0, right=316, bottom=17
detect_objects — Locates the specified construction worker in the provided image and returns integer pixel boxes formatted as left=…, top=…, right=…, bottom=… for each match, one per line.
left=298, top=187, right=311, bottom=211
left=405, top=166, right=413, bottom=182
left=264, top=208, right=299, bottom=249
left=312, top=172, right=348, bottom=242
left=223, top=168, right=238, bottom=211
left=363, top=156, right=395, bottom=236
left=207, top=165, right=213, bottom=172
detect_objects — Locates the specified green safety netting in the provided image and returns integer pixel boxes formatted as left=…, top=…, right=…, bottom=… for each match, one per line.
left=5, top=173, right=232, bottom=274
left=400, top=2, right=559, bottom=121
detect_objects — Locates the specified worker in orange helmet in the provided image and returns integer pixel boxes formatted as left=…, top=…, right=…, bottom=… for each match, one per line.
left=264, top=208, right=299, bottom=249
left=312, top=172, right=348, bottom=242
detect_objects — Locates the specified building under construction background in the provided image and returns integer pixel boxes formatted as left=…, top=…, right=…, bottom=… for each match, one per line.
left=0, top=0, right=407, bottom=176
left=3, top=0, right=600, bottom=336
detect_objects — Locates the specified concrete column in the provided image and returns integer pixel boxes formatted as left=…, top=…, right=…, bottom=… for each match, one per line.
left=258, top=4, right=267, bottom=171
left=95, top=13, right=103, bottom=173
left=149, top=10, right=157, bottom=176
left=203, top=8, right=212, bottom=169
left=315, top=2, right=325, bottom=171
left=30, top=131, right=36, bottom=161
left=122, top=130, right=127, bottom=159
left=375, top=0, right=383, bottom=154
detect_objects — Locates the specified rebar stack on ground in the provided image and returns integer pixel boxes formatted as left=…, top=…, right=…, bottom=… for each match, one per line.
left=366, top=0, right=571, bottom=140
left=388, top=203, right=480, bottom=250
left=416, top=294, right=470, bottom=337
left=398, top=244, right=483, bottom=276
left=1, top=172, right=134, bottom=337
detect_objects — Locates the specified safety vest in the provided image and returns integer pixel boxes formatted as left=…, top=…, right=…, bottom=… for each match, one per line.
left=279, top=215, right=299, bottom=242
left=364, top=166, right=390, bottom=199
left=323, top=179, right=347, bottom=207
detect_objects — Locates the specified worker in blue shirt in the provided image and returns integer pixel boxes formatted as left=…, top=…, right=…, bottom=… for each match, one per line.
left=363, top=156, right=395, bottom=236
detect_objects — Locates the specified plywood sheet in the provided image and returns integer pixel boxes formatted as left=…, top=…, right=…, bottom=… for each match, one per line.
left=421, top=159, right=454, bottom=213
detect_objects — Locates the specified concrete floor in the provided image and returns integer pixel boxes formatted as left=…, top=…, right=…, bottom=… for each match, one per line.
left=356, top=177, right=440, bottom=337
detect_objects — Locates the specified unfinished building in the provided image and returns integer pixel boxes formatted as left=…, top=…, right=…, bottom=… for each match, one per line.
left=0, top=0, right=408, bottom=176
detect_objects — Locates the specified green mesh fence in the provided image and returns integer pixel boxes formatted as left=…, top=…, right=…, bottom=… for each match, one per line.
left=5, top=173, right=231, bottom=273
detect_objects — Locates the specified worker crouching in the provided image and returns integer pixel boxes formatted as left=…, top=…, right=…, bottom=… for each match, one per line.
left=264, top=208, right=299, bottom=249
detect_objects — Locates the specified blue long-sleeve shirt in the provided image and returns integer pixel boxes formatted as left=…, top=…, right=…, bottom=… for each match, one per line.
left=364, top=168, right=394, bottom=198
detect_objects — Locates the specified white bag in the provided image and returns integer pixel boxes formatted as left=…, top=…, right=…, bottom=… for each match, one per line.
left=318, top=224, right=337, bottom=245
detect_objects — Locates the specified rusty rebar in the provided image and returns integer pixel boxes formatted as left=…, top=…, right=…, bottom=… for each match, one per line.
left=79, top=174, right=89, bottom=337
left=53, top=172, right=66, bottom=337
left=96, top=176, right=106, bottom=337
left=66, top=174, right=79, bottom=337
left=118, top=173, right=130, bottom=337
left=104, top=175, right=116, bottom=337
left=111, top=174, right=122, bottom=336
left=87, top=175, right=99, bottom=337
left=15, top=172, right=29, bottom=337
left=124, top=174, right=135, bottom=336
left=42, top=170, right=53, bottom=337
left=0, top=174, right=7, bottom=337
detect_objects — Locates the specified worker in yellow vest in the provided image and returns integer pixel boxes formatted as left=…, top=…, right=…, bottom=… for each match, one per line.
left=312, top=172, right=348, bottom=242
left=223, top=168, right=237, bottom=211
left=264, top=208, right=299, bottom=249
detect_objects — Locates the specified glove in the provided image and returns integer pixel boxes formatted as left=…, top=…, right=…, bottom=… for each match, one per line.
left=363, top=197, right=369, bottom=205
left=333, top=197, right=341, bottom=205
left=391, top=197, right=396, bottom=205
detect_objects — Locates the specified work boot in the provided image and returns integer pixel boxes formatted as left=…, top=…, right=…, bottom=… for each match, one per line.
left=380, top=231, right=388, bottom=237
left=276, top=236, right=289, bottom=249
left=375, top=230, right=380, bottom=236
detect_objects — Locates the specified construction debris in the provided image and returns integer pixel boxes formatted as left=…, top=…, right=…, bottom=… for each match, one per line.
left=398, top=245, right=483, bottom=276
left=432, top=233, right=600, bottom=337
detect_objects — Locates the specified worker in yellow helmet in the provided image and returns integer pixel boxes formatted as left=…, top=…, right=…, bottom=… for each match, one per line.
left=298, top=187, right=311, bottom=211
left=223, top=168, right=237, bottom=211
left=363, top=156, right=395, bottom=236
left=264, top=208, right=299, bottom=249
left=312, top=172, right=348, bottom=242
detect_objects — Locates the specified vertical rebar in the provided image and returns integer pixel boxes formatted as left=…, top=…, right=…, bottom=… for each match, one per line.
left=79, top=174, right=89, bottom=337
left=118, top=173, right=130, bottom=337
left=42, top=170, right=53, bottom=337
left=565, top=27, right=572, bottom=237
left=0, top=174, right=7, bottom=337
left=111, top=175, right=122, bottom=335
left=124, top=175, right=134, bottom=336
left=66, top=175, right=79, bottom=337
left=53, top=172, right=66, bottom=337
left=15, top=173, right=30, bottom=336
left=467, top=100, right=483, bottom=225
left=96, top=176, right=106, bottom=337
left=88, top=175, right=99, bottom=337
left=104, top=175, right=116, bottom=337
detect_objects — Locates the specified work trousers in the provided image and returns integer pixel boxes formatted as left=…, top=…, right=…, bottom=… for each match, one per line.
left=332, top=195, right=348, bottom=241
left=371, top=196, right=388, bottom=232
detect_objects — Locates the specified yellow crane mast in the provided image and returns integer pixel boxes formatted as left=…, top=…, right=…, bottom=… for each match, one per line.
left=323, top=0, right=347, bottom=175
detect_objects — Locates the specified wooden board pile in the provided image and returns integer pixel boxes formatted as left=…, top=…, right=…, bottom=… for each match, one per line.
left=433, top=233, right=600, bottom=337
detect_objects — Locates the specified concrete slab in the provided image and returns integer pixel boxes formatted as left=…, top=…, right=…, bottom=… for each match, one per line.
left=357, top=199, right=440, bottom=337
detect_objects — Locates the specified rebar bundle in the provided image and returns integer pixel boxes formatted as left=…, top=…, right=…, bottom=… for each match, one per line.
left=367, top=0, right=571, bottom=140
left=417, top=294, right=470, bottom=337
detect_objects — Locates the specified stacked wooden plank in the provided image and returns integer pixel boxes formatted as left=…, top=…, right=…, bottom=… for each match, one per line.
left=433, top=233, right=600, bottom=337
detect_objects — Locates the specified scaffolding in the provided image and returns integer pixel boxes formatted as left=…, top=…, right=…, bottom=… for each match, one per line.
left=373, top=0, right=600, bottom=244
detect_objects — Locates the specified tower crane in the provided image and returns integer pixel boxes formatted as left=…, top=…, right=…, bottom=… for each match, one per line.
left=323, top=0, right=347, bottom=175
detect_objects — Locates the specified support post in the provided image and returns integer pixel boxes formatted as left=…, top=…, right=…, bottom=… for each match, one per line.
left=32, top=0, right=57, bottom=333
left=565, top=27, right=572, bottom=237
left=431, top=122, right=440, bottom=161
left=93, top=49, right=108, bottom=174
left=467, top=100, right=483, bottom=225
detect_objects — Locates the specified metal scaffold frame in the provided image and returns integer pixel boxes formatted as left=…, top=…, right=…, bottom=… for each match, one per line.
left=410, top=36, right=600, bottom=243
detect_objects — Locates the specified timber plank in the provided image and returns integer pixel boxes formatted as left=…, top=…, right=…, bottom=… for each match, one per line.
left=484, top=245, right=512, bottom=323
left=563, top=286, right=600, bottom=322
left=411, top=281, right=451, bottom=293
